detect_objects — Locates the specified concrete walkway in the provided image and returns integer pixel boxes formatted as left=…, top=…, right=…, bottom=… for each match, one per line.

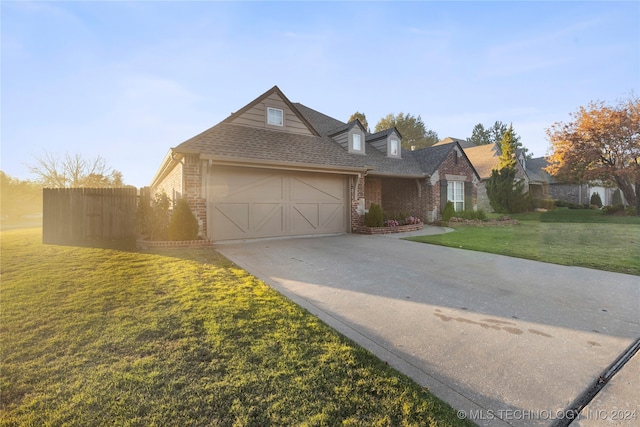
left=216, top=228, right=639, bottom=427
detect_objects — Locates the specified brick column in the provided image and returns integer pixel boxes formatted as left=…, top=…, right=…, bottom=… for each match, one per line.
left=183, top=155, right=207, bottom=237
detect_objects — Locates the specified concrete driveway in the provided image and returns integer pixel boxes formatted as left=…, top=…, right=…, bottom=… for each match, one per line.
left=215, top=230, right=639, bottom=427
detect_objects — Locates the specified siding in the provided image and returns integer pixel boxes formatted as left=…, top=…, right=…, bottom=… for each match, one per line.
left=154, top=161, right=183, bottom=202
left=229, top=93, right=314, bottom=136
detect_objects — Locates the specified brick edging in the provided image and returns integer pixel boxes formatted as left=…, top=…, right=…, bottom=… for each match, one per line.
left=355, top=223, right=424, bottom=235
left=136, top=238, right=213, bottom=249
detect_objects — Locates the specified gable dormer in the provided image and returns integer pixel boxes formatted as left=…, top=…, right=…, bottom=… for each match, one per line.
left=328, top=120, right=367, bottom=155
left=366, top=128, right=402, bottom=158
left=223, top=86, right=318, bottom=136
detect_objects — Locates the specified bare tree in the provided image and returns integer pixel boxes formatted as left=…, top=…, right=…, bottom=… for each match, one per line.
left=27, top=151, right=124, bottom=188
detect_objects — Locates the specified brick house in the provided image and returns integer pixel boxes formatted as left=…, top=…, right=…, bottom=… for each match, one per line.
left=150, top=86, right=479, bottom=241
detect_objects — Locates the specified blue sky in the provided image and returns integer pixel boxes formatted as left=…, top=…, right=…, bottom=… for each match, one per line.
left=2, top=1, right=639, bottom=187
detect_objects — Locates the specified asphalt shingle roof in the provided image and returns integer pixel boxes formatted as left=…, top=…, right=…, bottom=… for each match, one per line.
left=526, top=157, right=556, bottom=184
left=411, top=143, right=456, bottom=176
left=175, top=123, right=426, bottom=176
left=292, top=103, right=346, bottom=137
left=462, top=144, right=500, bottom=179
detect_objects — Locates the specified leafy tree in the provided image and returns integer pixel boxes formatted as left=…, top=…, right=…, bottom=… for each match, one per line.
left=468, top=123, right=491, bottom=146
left=374, top=113, right=438, bottom=150
left=0, top=171, right=43, bottom=220
left=486, top=127, right=528, bottom=213
left=467, top=121, right=529, bottom=157
left=27, top=151, right=125, bottom=188
left=348, top=111, right=369, bottom=132
left=498, top=125, right=517, bottom=169
left=168, top=199, right=199, bottom=241
left=486, top=168, right=528, bottom=213
left=546, top=95, right=640, bottom=215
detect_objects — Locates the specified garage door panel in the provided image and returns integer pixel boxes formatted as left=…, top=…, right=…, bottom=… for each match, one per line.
left=212, top=203, right=250, bottom=240
left=252, top=203, right=285, bottom=233
left=292, top=204, right=320, bottom=230
left=221, top=175, right=284, bottom=200
left=209, top=167, right=347, bottom=241
left=290, top=177, right=344, bottom=201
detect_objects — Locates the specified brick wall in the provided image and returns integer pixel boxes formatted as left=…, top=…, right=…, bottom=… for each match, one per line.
left=183, top=156, right=207, bottom=237
left=433, top=149, right=478, bottom=220
left=364, top=177, right=382, bottom=208
left=350, top=172, right=366, bottom=231
left=381, top=178, right=427, bottom=218
left=153, top=162, right=183, bottom=201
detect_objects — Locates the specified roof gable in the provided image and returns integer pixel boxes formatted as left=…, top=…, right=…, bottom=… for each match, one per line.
left=223, top=86, right=319, bottom=136
left=412, top=141, right=480, bottom=179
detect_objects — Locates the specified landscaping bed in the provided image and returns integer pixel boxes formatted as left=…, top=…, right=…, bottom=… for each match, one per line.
left=355, top=222, right=424, bottom=235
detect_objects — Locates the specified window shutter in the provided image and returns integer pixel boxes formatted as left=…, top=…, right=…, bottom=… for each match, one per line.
left=464, top=181, right=472, bottom=210
left=440, top=179, right=448, bottom=211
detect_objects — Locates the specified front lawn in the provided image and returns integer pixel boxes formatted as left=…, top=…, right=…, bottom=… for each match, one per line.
left=407, top=209, right=640, bottom=275
left=1, top=228, right=472, bottom=427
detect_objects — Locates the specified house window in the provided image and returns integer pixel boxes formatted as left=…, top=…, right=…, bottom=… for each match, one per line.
left=390, top=139, right=399, bottom=156
left=352, top=133, right=362, bottom=151
left=447, top=181, right=465, bottom=211
left=267, top=107, right=283, bottom=126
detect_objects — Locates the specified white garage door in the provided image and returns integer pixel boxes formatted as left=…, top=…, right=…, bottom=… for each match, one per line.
left=208, top=166, right=348, bottom=241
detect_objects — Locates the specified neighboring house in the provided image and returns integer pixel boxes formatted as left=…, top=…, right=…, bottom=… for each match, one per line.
left=525, top=157, right=623, bottom=206
left=150, top=86, right=479, bottom=241
left=456, top=142, right=528, bottom=211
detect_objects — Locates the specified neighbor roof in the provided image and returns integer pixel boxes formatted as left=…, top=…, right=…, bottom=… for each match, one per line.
left=526, top=157, right=556, bottom=184
left=435, top=137, right=476, bottom=149
left=462, top=143, right=500, bottom=179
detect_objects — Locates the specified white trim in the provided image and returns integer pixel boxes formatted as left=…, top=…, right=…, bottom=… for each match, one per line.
left=389, top=139, right=400, bottom=157
left=352, top=133, right=362, bottom=151
left=447, top=180, right=465, bottom=212
left=267, top=107, right=284, bottom=126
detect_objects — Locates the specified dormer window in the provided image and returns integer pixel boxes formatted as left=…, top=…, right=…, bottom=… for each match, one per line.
left=390, top=139, right=399, bottom=157
left=267, top=107, right=283, bottom=126
left=352, top=134, right=362, bottom=151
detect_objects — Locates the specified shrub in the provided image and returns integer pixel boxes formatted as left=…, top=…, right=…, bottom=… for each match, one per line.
left=168, top=199, right=199, bottom=241
left=365, top=203, right=384, bottom=227
left=460, top=209, right=487, bottom=220
left=612, top=189, right=623, bottom=206
left=590, top=192, right=603, bottom=208
left=442, top=201, right=455, bottom=221
left=602, top=204, right=636, bottom=216
left=137, top=191, right=171, bottom=240
left=486, top=167, right=528, bottom=213
left=384, top=219, right=399, bottom=227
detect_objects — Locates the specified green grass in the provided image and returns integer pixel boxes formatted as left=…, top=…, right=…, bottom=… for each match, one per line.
left=1, top=228, right=472, bottom=427
left=408, top=209, right=640, bottom=275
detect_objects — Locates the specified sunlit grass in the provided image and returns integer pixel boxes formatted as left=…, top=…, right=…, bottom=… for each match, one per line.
left=1, top=228, right=472, bottom=426
left=409, top=209, right=640, bottom=275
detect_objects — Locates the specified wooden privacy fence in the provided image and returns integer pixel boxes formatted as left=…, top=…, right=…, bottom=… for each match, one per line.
left=43, top=188, right=137, bottom=245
